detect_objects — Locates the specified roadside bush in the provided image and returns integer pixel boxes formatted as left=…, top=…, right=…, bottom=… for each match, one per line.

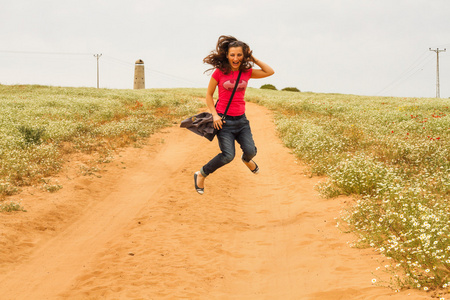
left=282, top=87, right=301, bottom=92
left=17, top=125, right=46, bottom=146
left=260, top=84, right=277, bottom=90
left=0, top=200, right=26, bottom=212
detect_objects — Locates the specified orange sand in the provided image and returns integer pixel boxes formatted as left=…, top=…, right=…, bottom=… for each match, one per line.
left=0, top=102, right=435, bottom=299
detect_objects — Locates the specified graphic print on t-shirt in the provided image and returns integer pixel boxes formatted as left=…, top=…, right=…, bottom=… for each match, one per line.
left=223, top=79, right=247, bottom=92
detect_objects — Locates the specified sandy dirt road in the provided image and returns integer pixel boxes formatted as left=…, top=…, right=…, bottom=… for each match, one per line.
left=0, top=102, right=432, bottom=299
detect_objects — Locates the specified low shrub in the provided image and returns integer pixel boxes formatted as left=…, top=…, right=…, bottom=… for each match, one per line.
left=0, top=200, right=26, bottom=212
left=17, top=125, right=46, bottom=146
left=282, top=87, right=300, bottom=92
left=260, top=84, right=277, bottom=90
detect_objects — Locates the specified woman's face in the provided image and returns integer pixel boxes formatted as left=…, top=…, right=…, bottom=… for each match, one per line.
left=227, top=46, right=244, bottom=71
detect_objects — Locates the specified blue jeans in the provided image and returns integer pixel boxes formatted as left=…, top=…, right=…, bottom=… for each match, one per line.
left=201, top=115, right=257, bottom=177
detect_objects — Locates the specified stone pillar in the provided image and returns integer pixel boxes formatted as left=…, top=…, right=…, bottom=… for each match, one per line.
left=133, top=59, right=145, bottom=89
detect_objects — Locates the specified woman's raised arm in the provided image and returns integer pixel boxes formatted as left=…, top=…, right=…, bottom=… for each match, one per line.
left=251, top=57, right=275, bottom=79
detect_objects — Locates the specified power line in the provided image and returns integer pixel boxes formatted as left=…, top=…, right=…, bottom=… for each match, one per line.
left=0, top=50, right=92, bottom=56
left=429, top=48, right=446, bottom=98
left=1, top=50, right=203, bottom=87
left=375, top=51, right=434, bottom=96
left=431, top=43, right=450, bottom=49
left=103, top=55, right=201, bottom=86
left=145, top=67, right=201, bottom=86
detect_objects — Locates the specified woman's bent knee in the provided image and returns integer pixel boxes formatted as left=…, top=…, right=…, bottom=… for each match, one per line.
left=242, top=147, right=257, bottom=161
left=221, top=153, right=235, bottom=164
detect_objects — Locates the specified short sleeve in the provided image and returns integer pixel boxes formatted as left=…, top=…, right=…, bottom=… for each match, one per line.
left=212, top=69, right=221, bottom=82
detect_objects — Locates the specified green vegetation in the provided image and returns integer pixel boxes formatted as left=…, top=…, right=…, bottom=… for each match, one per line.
left=260, top=84, right=277, bottom=90
left=261, top=85, right=301, bottom=92
left=245, top=88, right=450, bottom=293
left=281, top=87, right=301, bottom=92
left=17, top=125, right=46, bottom=146
left=0, top=200, right=26, bottom=212
left=2, top=84, right=449, bottom=294
left=0, top=85, right=203, bottom=200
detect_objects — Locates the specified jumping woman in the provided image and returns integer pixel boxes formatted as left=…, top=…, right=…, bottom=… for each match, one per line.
left=194, top=35, right=275, bottom=194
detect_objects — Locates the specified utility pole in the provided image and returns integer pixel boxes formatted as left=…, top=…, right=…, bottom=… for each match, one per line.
left=429, top=48, right=446, bottom=98
left=94, top=53, right=102, bottom=88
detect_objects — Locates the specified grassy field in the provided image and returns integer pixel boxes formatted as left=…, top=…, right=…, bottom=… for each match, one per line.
left=1, top=84, right=449, bottom=293
left=0, top=85, right=203, bottom=199
left=245, top=88, right=450, bottom=293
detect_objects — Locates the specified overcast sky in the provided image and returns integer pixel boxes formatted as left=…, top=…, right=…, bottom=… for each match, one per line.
left=1, top=0, right=450, bottom=98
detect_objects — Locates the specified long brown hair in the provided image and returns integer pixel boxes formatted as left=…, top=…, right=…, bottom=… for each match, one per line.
left=203, top=35, right=253, bottom=74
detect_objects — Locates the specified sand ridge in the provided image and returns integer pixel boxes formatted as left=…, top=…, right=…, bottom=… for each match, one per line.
left=0, top=102, right=433, bottom=299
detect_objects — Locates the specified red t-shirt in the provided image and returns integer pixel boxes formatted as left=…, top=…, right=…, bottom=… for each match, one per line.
left=212, top=68, right=252, bottom=116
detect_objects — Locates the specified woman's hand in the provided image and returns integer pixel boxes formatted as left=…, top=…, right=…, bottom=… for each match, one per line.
left=250, top=56, right=275, bottom=79
left=213, top=114, right=223, bottom=130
